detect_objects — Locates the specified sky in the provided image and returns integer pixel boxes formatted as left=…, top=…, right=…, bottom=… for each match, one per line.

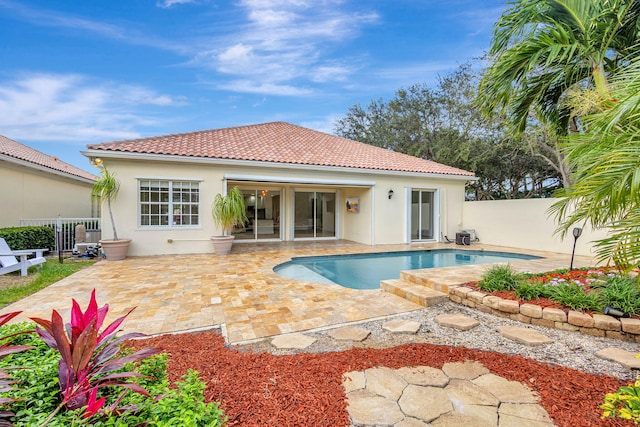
left=0, top=0, right=507, bottom=173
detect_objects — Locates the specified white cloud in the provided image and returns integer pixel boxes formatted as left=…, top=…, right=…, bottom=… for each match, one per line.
left=193, top=1, right=379, bottom=95
left=0, top=73, right=186, bottom=142
left=218, top=80, right=312, bottom=96
left=156, top=0, right=197, bottom=8
left=300, top=114, right=342, bottom=135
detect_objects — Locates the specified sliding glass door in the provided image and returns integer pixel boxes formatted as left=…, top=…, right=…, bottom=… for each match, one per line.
left=294, top=191, right=336, bottom=239
left=411, top=190, right=435, bottom=241
left=232, top=188, right=281, bottom=240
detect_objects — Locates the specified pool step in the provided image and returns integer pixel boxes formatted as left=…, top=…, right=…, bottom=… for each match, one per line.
left=381, top=279, right=449, bottom=307
left=400, top=266, right=490, bottom=294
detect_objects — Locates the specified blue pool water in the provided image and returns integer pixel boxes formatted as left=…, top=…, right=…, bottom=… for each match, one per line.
left=273, top=249, right=540, bottom=290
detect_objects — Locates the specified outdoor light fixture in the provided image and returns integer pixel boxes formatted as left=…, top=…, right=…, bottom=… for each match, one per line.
left=569, top=227, right=583, bottom=270
left=388, top=189, right=394, bottom=199
left=92, top=157, right=103, bottom=167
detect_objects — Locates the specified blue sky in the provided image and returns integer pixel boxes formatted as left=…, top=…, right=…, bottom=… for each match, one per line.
left=0, top=0, right=506, bottom=173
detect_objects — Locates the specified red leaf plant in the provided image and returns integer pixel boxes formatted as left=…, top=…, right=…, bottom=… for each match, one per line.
left=0, top=311, right=33, bottom=427
left=30, top=289, right=160, bottom=423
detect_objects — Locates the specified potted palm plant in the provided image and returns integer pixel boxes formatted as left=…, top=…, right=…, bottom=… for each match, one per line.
left=93, top=165, right=131, bottom=260
left=211, top=186, right=246, bottom=255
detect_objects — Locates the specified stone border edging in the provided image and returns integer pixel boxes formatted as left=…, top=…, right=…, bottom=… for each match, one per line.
left=449, top=285, right=640, bottom=342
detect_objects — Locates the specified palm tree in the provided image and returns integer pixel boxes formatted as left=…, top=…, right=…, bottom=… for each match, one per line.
left=478, top=0, right=640, bottom=135
left=550, top=59, right=640, bottom=271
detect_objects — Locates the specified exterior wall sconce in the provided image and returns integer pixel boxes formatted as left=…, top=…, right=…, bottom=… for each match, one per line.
left=91, top=157, right=103, bottom=167
left=388, top=189, right=394, bottom=199
left=569, top=227, right=583, bottom=270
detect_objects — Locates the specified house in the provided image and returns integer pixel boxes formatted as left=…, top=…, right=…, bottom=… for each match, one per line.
left=82, top=122, right=475, bottom=256
left=0, top=135, right=97, bottom=228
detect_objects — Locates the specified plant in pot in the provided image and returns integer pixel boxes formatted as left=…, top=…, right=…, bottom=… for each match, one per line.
left=92, top=164, right=131, bottom=260
left=211, top=186, right=247, bottom=255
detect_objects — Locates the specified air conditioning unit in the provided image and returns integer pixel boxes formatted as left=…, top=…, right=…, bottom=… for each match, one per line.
left=455, top=232, right=470, bottom=245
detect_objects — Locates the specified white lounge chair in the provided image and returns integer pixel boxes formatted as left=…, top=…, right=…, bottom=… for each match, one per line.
left=0, top=238, right=47, bottom=276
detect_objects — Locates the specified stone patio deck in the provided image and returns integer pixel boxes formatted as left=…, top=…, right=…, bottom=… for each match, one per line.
left=0, top=241, right=594, bottom=344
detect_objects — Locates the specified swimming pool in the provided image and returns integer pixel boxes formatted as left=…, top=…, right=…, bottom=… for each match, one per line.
left=273, top=249, right=540, bottom=290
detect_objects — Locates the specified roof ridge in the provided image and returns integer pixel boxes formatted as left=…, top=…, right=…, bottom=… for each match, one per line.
left=85, top=122, right=474, bottom=177
left=0, top=134, right=97, bottom=181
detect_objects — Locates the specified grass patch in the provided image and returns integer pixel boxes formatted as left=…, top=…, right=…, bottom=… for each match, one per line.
left=0, top=259, right=95, bottom=308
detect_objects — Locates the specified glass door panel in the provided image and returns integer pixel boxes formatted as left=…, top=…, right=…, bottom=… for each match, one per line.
left=232, top=188, right=281, bottom=240
left=411, top=190, right=434, bottom=241
left=294, top=191, right=336, bottom=239
left=294, top=192, right=314, bottom=238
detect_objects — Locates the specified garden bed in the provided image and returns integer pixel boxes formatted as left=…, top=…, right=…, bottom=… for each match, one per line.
left=133, top=330, right=634, bottom=427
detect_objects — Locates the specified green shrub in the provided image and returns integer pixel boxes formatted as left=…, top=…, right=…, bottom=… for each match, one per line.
left=0, top=226, right=55, bottom=252
left=599, top=275, right=640, bottom=316
left=514, top=281, right=549, bottom=300
left=0, top=323, right=226, bottom=426
left=602, top=372, right=640, bottom=423
left=545, top=283, right=601, bottom=312
left=477, top=265, right=524, bottom=292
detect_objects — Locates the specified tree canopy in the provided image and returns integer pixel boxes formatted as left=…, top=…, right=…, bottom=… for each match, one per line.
left=334, top=64, right=561, bottom=200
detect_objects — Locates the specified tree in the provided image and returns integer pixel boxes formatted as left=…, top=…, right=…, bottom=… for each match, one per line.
left=550, top=59, right=640, bottom=271
left=479, top=0, right=640, bottom=132
left=477, top=0, right=640, bottom=187
left=334, top=64, right=561, bottom=199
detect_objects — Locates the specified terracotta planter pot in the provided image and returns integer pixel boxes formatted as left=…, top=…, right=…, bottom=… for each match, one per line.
left=99, top=239, right=132, bottom=261
left=211, top=235, right=235, bottom=256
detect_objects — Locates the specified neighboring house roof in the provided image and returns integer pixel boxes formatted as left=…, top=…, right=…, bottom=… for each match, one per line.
left=0, top=135, right=97, bottom=181
left=86, top=122, right=475, bottom=177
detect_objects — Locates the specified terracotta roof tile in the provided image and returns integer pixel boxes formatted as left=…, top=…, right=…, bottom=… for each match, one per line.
left=86, top=122, right=474, bottom=177
left=0, top=135, right=97, bottom=181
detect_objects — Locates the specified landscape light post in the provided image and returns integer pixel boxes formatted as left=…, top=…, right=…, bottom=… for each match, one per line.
left=570, top=227, right=583, bottom=270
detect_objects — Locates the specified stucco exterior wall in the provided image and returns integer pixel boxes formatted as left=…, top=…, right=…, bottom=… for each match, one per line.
left=100, top=158, right=469, bottom=256
left=462, top=199, right=608, bottom=256
left=0, top=162, right=94, bottom=228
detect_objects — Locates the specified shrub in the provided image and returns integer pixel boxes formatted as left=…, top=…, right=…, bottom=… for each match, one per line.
left=0, top=313, right=32, bottom=427
left=514, top=281, right=549, bottom=300
left=29, top=289, right=160, bottom=422
left=599, top=275, right=640, bottom=316
left=0, top=227, right=54, bottom=252
left=602, top=369, right=640, bottom=423
left=477, top=265, right=524, bottom=292
left=0, top=324, right=226, bottom=426
left=545, top=283, right=601, bottom=312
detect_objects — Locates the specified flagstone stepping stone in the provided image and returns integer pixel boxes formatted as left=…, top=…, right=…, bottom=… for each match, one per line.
left=382, top=318, right=421, bottom=333
left=441, top=361, right=489, bottom=380
left=435, top=313, right=480, bottom=331
left=595, top=347, right=640, bottom=369
left=365, top=366, right=408, bottom=401
left=498, top=326, right=554, bottom=346
left=395, top=417, right=429, bottom=427
left=270, top=332, right=316, bottom=349
left=327, top=325, right=370, bottom=341
left=472, top=373, right=539, bottom=403
left=346, top=390, right=404, bottom=426
left=499, top=403, right=554, bottom=424
left=342, top=371, right=365, bottom=393
left=396, top=365, right=449, bottom=387
left=398, top=385, right=453, bottom=422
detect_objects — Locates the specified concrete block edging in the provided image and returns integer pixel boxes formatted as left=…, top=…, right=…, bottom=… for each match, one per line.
left=448, top=285, right=639, bottom=342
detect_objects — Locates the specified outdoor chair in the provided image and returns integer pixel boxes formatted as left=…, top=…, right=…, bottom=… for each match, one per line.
left=0, top=238, right=47, bottom=277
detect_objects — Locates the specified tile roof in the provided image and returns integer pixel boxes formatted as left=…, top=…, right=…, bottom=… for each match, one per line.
left=0, top=135, right=97, bottom=181
left=86, top=122, right=474, bottom=177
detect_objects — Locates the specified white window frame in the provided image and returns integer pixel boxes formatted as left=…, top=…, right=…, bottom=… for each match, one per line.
left=138, top=179, right=201, bottom=228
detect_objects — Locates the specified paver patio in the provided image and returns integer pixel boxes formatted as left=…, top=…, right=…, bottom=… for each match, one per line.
left=0, top=241, right=594, bottom=344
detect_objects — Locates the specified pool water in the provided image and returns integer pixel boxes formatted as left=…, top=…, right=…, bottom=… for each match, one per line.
left=273, top=249, right=540, bottom=290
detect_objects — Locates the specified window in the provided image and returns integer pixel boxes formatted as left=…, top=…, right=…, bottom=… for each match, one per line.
left=139, top=180, right=200, bottom=227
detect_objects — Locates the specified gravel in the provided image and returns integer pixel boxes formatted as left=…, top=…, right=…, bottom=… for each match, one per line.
left=231, top=301, right=640, bottom=382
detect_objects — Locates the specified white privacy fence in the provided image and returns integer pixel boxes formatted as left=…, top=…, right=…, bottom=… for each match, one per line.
left=20, top=217, right=101, bottom=253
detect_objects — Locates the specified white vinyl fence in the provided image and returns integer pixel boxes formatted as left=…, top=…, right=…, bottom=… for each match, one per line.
left=20, top=217, right=101, bottom=253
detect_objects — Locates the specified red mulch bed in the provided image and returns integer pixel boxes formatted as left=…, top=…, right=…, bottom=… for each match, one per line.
left=133, top=331, right=635, bottom=427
